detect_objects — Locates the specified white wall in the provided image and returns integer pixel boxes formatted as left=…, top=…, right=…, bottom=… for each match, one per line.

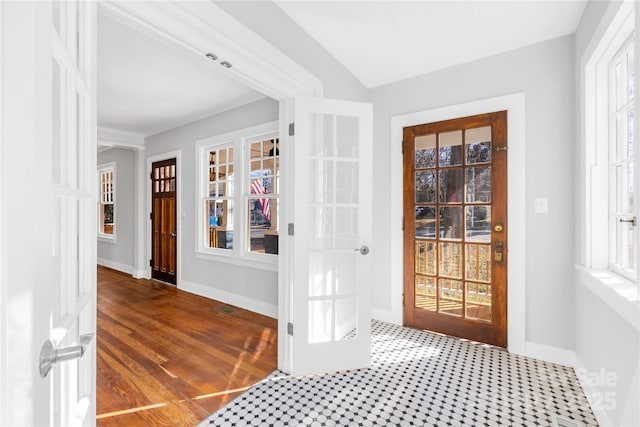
left=574, top=1, right=640, bottom=426
left=369, top=35, right=577, bottom=352
left=97, top=147, right=136, bottom=274
left=214, top=0, right=369, bottom=102
left=144, top=97, right=280, bottom=317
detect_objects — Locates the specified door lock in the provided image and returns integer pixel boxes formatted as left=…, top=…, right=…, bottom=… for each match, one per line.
left=494, top=241, right=504, bottom=262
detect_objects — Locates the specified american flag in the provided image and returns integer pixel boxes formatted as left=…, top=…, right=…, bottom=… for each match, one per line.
left=251, top=178, right=271, bottom=221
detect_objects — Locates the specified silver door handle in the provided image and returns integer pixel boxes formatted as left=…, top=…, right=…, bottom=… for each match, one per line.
left=39, top=333, right=94, bottom=378
left=355, top=245, right=369, bottom=255
left=171, top=233, right=177, bottom=237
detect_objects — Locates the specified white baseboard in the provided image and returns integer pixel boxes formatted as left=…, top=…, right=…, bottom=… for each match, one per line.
left=132, top=269, right=149, bottom=279
left=369, top=309, right=578, bottom=369
left=524, top=341, right=579, bottom=367
left=97, top=258, right=134, bottom=276
left=372, top=307, right=402, bottom=325
left=180, top=279, right=277, bottom=319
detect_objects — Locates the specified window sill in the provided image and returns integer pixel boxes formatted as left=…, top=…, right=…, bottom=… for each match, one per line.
left=195, top=249, right=278, bottom=272
left=98, top=235, right=116, bottom=244
left=576, top=265, right=640, bottom=331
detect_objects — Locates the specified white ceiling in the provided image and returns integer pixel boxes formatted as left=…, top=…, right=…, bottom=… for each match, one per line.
left=97, top=1, right=587, bottom=136
left=97, top=11, right=266, bottom=137
left=275, top=1, right=588, bottom=88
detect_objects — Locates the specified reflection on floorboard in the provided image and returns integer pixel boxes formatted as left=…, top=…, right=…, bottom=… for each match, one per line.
left=96, top=266, right=277, bottom=427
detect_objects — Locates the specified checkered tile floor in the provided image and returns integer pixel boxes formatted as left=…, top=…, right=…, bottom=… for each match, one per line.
left=200, top=321, right=597, bottom=426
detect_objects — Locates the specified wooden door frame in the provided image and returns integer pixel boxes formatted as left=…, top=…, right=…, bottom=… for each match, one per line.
left=402, top=111, right=508, bottom=347
left=388, top=93, right=528, bottom=357
left=147, top=151, right=181, bottom=285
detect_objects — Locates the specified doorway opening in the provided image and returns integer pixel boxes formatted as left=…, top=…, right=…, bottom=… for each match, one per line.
left=94, top=3, right=296, bottom=424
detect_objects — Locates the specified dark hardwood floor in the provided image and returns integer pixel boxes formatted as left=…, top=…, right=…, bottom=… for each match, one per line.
left=97, top=266, right=278, bottom=426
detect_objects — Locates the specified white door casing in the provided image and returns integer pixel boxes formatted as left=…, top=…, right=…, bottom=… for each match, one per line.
left=292, top=97, right=373, bottom=376
left=0, top=2, right=97, bottom=426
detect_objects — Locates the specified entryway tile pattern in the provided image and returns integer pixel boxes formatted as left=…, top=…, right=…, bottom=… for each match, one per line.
left=200, top=321, right=597, bottom=426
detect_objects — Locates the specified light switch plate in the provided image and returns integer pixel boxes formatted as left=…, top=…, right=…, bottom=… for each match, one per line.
left=534, top=197, right=548, bottom=213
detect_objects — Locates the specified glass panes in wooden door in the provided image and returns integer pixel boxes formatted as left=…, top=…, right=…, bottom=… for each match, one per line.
left=413, top=125, right=494, bottom=322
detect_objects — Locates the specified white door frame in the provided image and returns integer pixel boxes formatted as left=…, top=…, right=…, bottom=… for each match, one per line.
left=100, top=1, right=324, bottom=373
left=388, top=93, right=528, bottom=357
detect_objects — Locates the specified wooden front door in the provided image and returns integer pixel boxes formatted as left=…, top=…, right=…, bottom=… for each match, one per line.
left=151, top=159, right=177, bottom=284
left=403, top=111, right=507, bottom=347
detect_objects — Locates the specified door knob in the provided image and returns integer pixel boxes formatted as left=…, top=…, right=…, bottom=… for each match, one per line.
left=355, top=245, right=370, bottom=255
left=39, top=333, right=94, bottom=378
left=171, top=233, right=177, bottom=237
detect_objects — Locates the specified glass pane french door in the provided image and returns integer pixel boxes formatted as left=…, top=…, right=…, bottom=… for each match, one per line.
left=403, top=111, right=508, bottom=347
left=292, top=97, right=372, bottom=376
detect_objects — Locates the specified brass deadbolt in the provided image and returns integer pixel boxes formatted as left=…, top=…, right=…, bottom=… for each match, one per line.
left=494, top=224, right=503, bottom=232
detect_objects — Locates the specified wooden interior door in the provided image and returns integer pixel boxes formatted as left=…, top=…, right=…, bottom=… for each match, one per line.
left=403, top=111, right=507, bottom=347
left=151, top=159, right=177, bottom=284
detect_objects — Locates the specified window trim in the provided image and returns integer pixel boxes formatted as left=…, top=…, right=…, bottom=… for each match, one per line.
left=97, top=162, right=116, bottom=242
left=583, top=1, right=639, bottom=301
left=608, top=36, right=636, bottom=280
left=195, top=120, right=279, bottom=271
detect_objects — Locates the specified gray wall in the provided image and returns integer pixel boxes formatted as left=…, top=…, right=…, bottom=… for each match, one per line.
left=369, top=35, right=576, bottom=350
left=574, top=1, right=640, bottom=425
left=145, top=97, right=280, bottom=309
left=97, top=147, right=136, bottom=272
left=575, top=285, right=639, bottom=426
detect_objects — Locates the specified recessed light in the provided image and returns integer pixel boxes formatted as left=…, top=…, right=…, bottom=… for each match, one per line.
left=220, top=61, right=232, bottom=69
left=205, top=52, right=218, bottom=61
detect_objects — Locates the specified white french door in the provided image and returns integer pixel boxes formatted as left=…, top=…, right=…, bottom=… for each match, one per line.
left=0, top=2, right=97, bottom=426
left=49, top=2, right=97, bottom=425
left=291, top=97, right=373, bottom=376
